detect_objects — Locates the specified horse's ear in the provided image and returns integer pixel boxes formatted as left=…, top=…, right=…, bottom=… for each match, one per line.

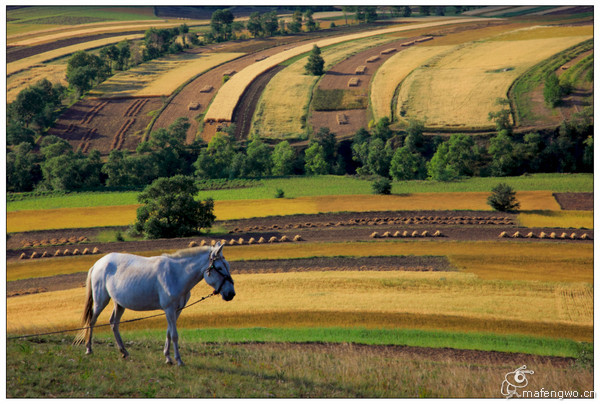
left=212, top=242, right=224, bottom=258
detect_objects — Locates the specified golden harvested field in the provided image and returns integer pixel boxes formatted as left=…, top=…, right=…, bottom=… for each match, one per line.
left=88, top=52, right=244, bottom=98
left=7, top=64, right=68, bottom=103
left=7, top=33, right=145, bottom=76
left=8, top=240, right=592, bottom=284
left=488, top=24, right=593, bottom=41
left=6, top=191, right=561, bottom=232
left=204, top=17, right=489, bottom=122
left=251, top=36, right=392, bottom=138
left=7, top=267, right=592, bottom=341
left=371, top=45, right=453, bottom=121
left=518, top=210, right=593, bottom=229
left=395, top=32, right=592, bottom=129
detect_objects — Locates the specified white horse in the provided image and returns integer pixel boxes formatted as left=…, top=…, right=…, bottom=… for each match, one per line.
left=74, top=242, right=235, bottom=366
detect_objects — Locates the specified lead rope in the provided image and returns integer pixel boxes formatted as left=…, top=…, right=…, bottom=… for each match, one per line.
left=7, top=291, right=217, bottom=341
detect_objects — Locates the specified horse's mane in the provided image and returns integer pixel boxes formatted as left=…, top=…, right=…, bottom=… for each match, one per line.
left=162, top=246, right=211, bottom=259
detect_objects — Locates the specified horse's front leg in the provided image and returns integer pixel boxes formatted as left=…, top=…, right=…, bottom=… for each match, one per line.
left=110, top=304, right=129, bottom=359
left=164, top=306, right=184, bottom=366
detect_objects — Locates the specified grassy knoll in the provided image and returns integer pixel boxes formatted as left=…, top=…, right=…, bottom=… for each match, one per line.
left=6, top=333, right=593, bottom=398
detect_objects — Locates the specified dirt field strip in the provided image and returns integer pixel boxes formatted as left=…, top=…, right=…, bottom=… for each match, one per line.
left=396, top=32, right=592, bottom=129
left=6, top=191, right=561, bottom=233
left=204, top=17, right=492, bottom=122
left=7, top=33, right=145, bottom=76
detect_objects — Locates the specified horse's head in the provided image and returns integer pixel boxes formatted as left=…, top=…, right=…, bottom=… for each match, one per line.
left=205, top=242, right=236, bottom=301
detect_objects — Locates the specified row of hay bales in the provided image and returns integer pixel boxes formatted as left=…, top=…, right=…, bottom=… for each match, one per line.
left=189, top=235, right=304, bottom=248
left=499, top=231, right=591, bottom=240
left=19, top=247, right=101, bottom=260
left=21, top=236, right=90, bottom=248
left=371, top=230, right=443, bottom=238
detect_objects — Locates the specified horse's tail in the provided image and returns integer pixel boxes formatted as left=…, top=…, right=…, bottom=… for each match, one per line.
left=73, top=267, right=94, bottom=346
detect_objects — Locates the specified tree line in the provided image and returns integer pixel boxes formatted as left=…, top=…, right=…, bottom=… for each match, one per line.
left=7, top=108, right=593, bottom=194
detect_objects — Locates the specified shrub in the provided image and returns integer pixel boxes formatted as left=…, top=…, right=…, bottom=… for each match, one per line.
left=487, top=183, right=520, bottom=212
left=275, top=188, right=285, bottom=198
left=372, top=177, right=391, bottom=195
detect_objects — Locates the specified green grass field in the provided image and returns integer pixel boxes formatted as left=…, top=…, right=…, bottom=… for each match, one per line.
left=6, top=173, right=593, bottom=212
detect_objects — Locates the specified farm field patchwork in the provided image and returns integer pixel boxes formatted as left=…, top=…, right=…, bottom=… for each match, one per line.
left=251, top=36, right=393, bottom=138
left=6, top=191, right=567, bottom=232
left=89, top=52, right=245, bottom=98
left=395, top=29, right=592, bottom=129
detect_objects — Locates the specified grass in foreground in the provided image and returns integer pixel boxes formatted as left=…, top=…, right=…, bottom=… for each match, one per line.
left=6, top=332, right=593, bottom=398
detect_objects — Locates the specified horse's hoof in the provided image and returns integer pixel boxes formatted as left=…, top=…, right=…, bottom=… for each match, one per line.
left=85, top=349, right=93, bottom=355
left=165, top=357, right=174, bottom=365
left=177, top=360, right=185, bottom=367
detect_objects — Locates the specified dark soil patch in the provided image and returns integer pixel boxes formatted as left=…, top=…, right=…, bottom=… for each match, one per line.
left=553, top=192, right=593, bottom=211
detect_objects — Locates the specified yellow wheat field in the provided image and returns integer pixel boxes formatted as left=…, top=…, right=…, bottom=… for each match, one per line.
left=371, top=45, right=454, bottom=121
left=7, top=63, right=68, bottom=103
left=89, top=52, right=244, bottom=98
left=518, top=210, right=593, bottom=229
left=6, top=191, right=561, bottom=233
left=252, top=36, right=392, bottom=138
left=6, top=269, right=592, bottom=341
left=204, top=17, right=490, bottom=122
left=396, top=33, right=592, bottom=128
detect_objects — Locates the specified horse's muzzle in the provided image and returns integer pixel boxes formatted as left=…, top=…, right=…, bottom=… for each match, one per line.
left=222, top=290, right=235, bottom=301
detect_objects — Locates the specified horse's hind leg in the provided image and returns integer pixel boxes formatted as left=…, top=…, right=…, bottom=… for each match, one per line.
left=86, top=295, right=110, bottom=355
left=110, top=304, right=129, bottom=359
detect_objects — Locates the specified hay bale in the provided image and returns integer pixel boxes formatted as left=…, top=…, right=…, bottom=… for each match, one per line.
left=280, top=235, right=289, bottom=242
left=382, top=231, right=391, bottom=238
left=41, top=251, right=49, bottom=258
left=538, top=232, right=547, bottom=239
left=366, top=55, right=380, bottom=63
left=73, top=249, right=81, bottom=255
left=220, top=239, right=227, bottom=246
left=549, top=232, right=556, bottom=239
left=421, top=230, right=429, bottom=237
left=433, top=230, right=442, bottom=237
left=370, top=232, right=380, bottom=238
left=248, top=237, right=256, bottom=244
left=293, top=235, right=303, bottom=242
left=559, top=233, right=568, bottom=239
left=200, top=240, right=207, bottom=246
left=211, top=240, right=217, bottom=246
left=55, top=249, right=62, bottom=256
left=82, top=248, right=90, bottom=255
left=348, top=77, right=360, bottom=87
left=411, top=231, right=419, bottom=237
left=188, top=102, right=201, bottom=111
left=402, top=231, right=409, bottom=237
left=512, top=232, right=521, bottom=238
left=31, top=252, right=39, bottom=259
left=355, top=65, right=367, bottom=74
left=337, top=113, right=348, bottom=125
left=525, top=232, right=535, bottom=238
left=258, top=237, right=266, bottom=244
left=92, top=247, right=100, bottom=254
left=499, top=231, right=508, bottom=238
left=200, top=85, right=213, bottom=93
left=63, top=249, right=71, bottom=255
left=581, top=233, right=590, bottom=240
left=570, top=233, right=578, bottom=240
left=78, top=236, right=88, bottom=242
left=268, top=236, right=278, bottom=243
left=189, top=241, right=199, bottom=247
left=238, top=238, right=245, bottom=245
left=229, top=239, right=237, bottom=245
left=393, top=231, right=401, bottom=238
left=19, top=253, right=26, bottom=260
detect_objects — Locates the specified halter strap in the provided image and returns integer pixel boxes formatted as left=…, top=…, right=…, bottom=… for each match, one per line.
left=207, top=259, right=234, bottom=295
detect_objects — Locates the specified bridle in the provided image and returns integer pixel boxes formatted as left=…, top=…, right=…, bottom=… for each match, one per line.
left=206, top=258, right=234, bottom=295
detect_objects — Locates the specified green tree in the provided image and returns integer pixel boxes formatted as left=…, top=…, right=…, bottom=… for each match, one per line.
left=304, top=9, right=318, bottom=32
left=134, top=175, right=215, bottom=239
left=262, top=11, right=280, bottom=37
left=487, top=183, right=520, bottom=212
left=389, top=146, right=427, bottom=181
left=194, top=132, right=236, bottom=178
left=271, top=140, right=296, bottom=175
left=210, top=9, right=235, bottom=42
left=244, top=134, right=272, bottom=177
left=305, top=45, right=325, bottom=75
left=247, top=12, right=263, bottom=37
left=288, top=10, right=303, bottom=33
left=427, top=134, right=479, bottom=181
left=7, top=142, right=39, bottom=192
left=304, top=142, right=328, bottom=174
left=372, top=176, right=391, bottom=195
